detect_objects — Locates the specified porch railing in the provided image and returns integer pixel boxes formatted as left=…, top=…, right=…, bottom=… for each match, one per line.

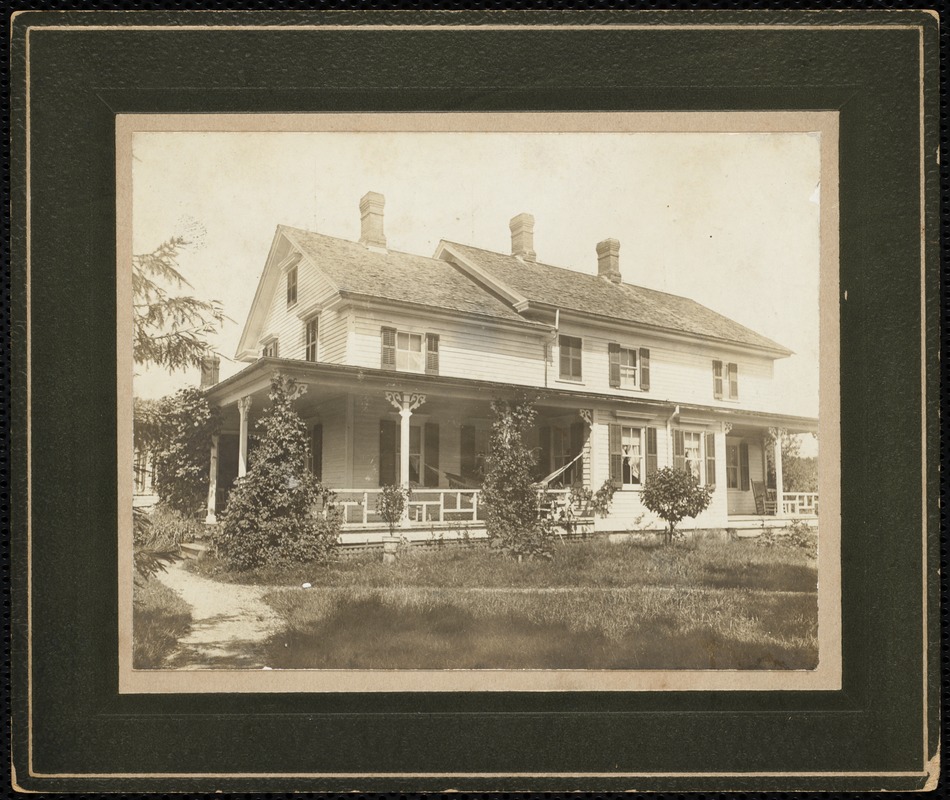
left=332, top=488, right=484, bottom=526
left=781, top=492, right=819, bottom=516
left=330, top=487, right=592, bottom=528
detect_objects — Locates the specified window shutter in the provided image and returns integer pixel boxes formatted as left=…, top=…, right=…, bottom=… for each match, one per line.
left=570, top=420, right=585, bottom=486
left=646, top=426, right=658, bottom=479
left=538, top=426, right=552, bottom=481
left=728, top=362, right=739, bottom=400
left=424, top=422, right=440, bottom=487
left=425, top=333, right=440, bottom=375
left=608, top=423, right=622, bottom=487
left=739, top=441, right=750, bottom=491
left=639, top=348, right=650, bottom=391
left=460, top=425, right=476, bottom=479
left=705, top=432, right=716, bottom=489
left=712, top=360, right=723, bottom=399
left=608, top=343, right=621, bottom=388
left=381, top=327, right=396, bottom=369
left=378, top=419, right=396, bottom=486
left=673, top=429, right=686, bottom=472
left=309, top=424, right=323, bottom=480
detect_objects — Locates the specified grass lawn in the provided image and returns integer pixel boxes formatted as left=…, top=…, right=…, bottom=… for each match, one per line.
left=241, top=537, right=819, bottom=670
left=132, top=576, right=193, bottom=669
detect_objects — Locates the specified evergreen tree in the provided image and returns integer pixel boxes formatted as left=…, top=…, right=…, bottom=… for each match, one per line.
left=216, top=374, right=340, bottom=570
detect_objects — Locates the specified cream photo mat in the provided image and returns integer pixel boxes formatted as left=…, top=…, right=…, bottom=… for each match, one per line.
left=116, top=110, right=841, bottom=694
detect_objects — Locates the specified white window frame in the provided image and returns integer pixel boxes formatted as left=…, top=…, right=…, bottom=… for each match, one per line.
left=304, top=316, right=319, bottom=362
left=558, top=334, right=583, bottom=382
left=726, top=443, right=740, bottom=489
left=620, top=425, right=644, bottom=487
left=618, top=347, right=639, bottom=389
left=395, top=330, right=425, bottom=373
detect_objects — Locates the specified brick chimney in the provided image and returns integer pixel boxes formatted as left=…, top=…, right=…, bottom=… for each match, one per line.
left=359, top=191, right=386, bottom=249
left=596, top=238, right=622, bottom=284
left=199, top=355, right=220, bottom=389
left=509, top=213, right=536, bottom=262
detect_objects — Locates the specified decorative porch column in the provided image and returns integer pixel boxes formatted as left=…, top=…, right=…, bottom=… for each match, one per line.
left=773, top=434, right=785, bottom=516
left=237, top=395, right=252, bottom=477
left=386, top=391, right=426, bottom=524
left=205, top=433, right=220, bottom=524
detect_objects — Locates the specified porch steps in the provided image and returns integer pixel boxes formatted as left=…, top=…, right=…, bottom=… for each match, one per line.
left=179, top=541, right=210, bottom=560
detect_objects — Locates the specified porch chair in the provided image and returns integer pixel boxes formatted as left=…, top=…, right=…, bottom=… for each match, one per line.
left=751, top=480, right=777, bottom=515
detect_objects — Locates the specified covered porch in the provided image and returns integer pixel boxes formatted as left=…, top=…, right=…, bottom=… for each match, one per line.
left=202, top=359, right=601, bottom=542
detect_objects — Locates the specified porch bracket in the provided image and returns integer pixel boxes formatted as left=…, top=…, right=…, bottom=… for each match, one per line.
left=578, top=408, right=593, bottom=425
left=385, top=391, right=426, bottom=413
left=722, top=421, right=732, bottom=434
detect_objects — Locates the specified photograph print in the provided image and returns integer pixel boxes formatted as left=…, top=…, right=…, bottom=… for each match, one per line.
left=121, top=112, right=840, bottom=692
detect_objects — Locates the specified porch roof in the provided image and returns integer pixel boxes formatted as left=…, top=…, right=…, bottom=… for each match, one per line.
left=204, top=357, right=819, bottom=432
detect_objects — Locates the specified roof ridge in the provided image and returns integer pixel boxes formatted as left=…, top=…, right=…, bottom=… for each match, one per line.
left=283, top=224, right=448, bottom=264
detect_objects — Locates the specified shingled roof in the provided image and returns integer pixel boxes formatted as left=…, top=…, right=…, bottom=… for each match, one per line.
left=281, top=226, right=528, bottom=324
left=442, top=241, right=792, bottom=355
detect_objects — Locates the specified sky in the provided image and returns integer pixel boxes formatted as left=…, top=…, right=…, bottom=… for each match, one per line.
left=130, top=127, right=822, bottom=421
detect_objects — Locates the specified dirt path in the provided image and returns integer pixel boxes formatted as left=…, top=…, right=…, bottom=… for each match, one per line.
left=155, top=561, right=283, bottom=669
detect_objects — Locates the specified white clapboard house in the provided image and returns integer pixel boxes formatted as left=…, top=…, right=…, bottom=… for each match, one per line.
left=201, top=192, right=818, bottom=541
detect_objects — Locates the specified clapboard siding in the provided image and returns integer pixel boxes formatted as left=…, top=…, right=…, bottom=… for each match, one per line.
left=257, top=256, right=345, bottom=361
left=350, top=308, right=547, bottom=385
left=554, top=322, right=777, bottom=412
left=589, top=412, right=728, bottom=531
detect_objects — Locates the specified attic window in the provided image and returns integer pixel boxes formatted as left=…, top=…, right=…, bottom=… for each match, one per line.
left=262, top=337, right=279, bottom=358
left=286, top=265, right=298, bottom=307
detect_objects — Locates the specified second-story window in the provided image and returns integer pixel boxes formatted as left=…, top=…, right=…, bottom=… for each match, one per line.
left=713, top=360, right=739, bottom=400
left=609, top=344, right=651, bottom=391
left=286, top=266, right=298, bottom=306
left=305, top=317, right=319, bottom=362
left=559, top=335, right=583, bottom=381
left=262, top=339, right=278, bottom=358
left=381, top=327, right=440, bottom=375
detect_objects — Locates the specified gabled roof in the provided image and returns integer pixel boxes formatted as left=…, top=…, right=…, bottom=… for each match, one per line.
left=440, top=241, right=793, bottom=356
left=280, top=226, right=527, bottom=324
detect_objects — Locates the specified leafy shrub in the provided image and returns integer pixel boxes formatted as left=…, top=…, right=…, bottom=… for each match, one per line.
left=641, top=466, right=713, bottom=545
left=758, top=520, right=818, bottom=559
left=590, top=479, right=618, bottom=518
left=151, top=387, right=219, bottom=517
left=481, top=395, right=554, bottom=560
left=376, top=485, right=412, bottom=536
left=215, top=375, right=341, bottom=571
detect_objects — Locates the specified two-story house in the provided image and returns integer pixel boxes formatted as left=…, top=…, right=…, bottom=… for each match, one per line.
left=201, top=191, right=819, bottom=541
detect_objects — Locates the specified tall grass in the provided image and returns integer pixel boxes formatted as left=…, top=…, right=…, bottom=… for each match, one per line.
left=132, top=578, right=192, bottom=669
left=191, top=537, right=817, bottom=593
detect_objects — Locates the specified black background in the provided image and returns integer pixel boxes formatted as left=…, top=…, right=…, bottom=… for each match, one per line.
left=9, top=10, right=941, bottom=793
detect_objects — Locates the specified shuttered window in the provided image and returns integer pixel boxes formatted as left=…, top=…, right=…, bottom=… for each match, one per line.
left=380, top=327, right=396, bottom=369
left=611, top=424, right=657, bottom=487
left=381, top=326, right=437, bottom=374
left=262, top=339, right=278, bottom=358
left=425, top=333, right=439, bottom=375
left=609, top=344, right=650, bottom=390
left=674, top=428, right=710, bottom=485
left=713, top=359, right=739, bottom=400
